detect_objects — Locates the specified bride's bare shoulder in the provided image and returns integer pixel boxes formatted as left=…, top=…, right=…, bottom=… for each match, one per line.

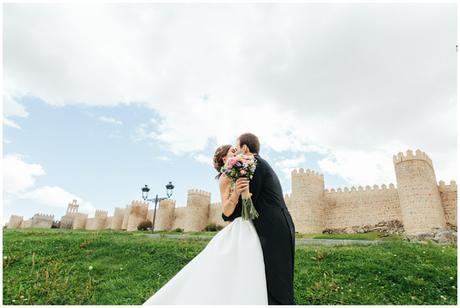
left=218, top=173, right=231, bottom=188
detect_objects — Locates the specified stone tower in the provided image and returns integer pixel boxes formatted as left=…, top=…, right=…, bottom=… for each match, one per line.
left=184, top=189, right=211, bottom=232
left=289, top=168, right=325, bottom=233
left=152, top=199, right=176, bottom=231
left=86, top=210, right=108, bottom=230
left=122, top=201, right=149, bottom=231
left=72, top=213, right=88, bottom=229
left=29, top=213, right=54, bottom=228
left=438, top=180, right=457, bottom=228
left=393, top=149, right=447, bottom=234
left=7, top=215, right=23, bottom=229
left=110, top=207, right=125, bottom=230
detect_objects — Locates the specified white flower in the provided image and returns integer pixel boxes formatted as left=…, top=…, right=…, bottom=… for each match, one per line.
left=88, top=265, right=93, bottom=270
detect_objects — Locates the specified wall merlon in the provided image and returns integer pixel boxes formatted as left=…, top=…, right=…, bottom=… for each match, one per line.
left=291, top=168, right=324, bottom=180
left=438, top=179, right=457, bottom=191
left=325, top=183, right=397, bottom=194
left=187, top=189, right=211, bottom=197
left=8, top=148, right=455, bottom=234
left=393, top=149, right=433, bottom=168
left=34, top=213, right=54, bottom=219
left=160, top=199, right=176, bottom=205
left=95, top=210, right=108, bottom=218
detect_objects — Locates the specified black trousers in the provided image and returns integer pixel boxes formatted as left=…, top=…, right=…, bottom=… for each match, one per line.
left=268, top=292, right=296, bottom=305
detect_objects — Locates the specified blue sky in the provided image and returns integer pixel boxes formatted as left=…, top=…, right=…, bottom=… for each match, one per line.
left=3, top=3, right=457, bottom=224
left=3, top=95, right=349, bottom=223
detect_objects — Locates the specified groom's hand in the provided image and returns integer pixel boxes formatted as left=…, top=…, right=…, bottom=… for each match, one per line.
left=235, top=178, right=249, bottom=195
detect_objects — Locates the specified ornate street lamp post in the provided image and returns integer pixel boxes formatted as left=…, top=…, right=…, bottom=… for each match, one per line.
left=141, top=181, right=175, bottom=234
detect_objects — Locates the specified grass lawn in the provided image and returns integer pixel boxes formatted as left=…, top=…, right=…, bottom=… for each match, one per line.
left=142, top=229, right=404, bottom=241
left=2, top=228, right=457, bottom=305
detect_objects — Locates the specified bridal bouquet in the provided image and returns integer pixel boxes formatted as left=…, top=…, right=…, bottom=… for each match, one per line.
left=220, top=154, right=259, bottom=220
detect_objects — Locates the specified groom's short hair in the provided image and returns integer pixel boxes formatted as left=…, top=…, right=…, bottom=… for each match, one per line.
left=238, top=133, right=260, bottom=154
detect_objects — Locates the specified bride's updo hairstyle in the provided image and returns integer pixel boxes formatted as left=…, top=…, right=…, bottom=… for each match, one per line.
left=213, top=144, right=232, bottom=179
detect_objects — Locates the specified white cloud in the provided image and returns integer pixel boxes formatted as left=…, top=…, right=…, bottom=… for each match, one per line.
left=194, top=153, right=213, bottom=166
left=97, top=116, right=123, bottom=125
left=3, top=93, right=29, bottom=129
left=3, top=93, right=29, bottom=118
left=4, top=3, right=457, bottom=185
left=318, top=147, right=397, bottom=186
left=3, top=154, right=96, bottom=215
left=3, top=154, right=46, bottom=194
left=20, top=186, right=95, bottom=214
left=275, top=155, right=307, bottom=180
left=2, top=117, right=21, bottom=129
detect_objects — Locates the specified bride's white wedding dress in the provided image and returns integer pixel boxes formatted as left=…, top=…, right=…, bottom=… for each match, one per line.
left=143, top=216, right=268, bottom=305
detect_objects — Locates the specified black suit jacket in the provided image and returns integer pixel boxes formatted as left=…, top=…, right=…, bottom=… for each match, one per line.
left=222, top=154, right=296, bottom=305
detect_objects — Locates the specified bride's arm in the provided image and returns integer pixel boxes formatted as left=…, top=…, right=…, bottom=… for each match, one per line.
left=219, top=175, right=248, bottom=218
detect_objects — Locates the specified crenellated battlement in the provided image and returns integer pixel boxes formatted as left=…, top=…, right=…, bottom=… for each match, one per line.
left=393, top=149, right=449, bottom=234
left=438, top=180, right=457, bottom=192
left=325, top=183, right=396, bottom=194
left=187, top=189, right=211, bottom=197
left=95, top=210, right=108, bottom=218
left=291, top=168, right=324, bottom=181
left=113, top=207, right=125, bottom=214
left=127, top=200, right=149, bottom=210
left=159, top=199, right=176, bottom=209
left=33, top=213, right=54, bottom=219
left=130, top=200, right=148, bottom=205
left=6, top=148, right=455, bottom=235
left=393, top=149, right=433, bottom=168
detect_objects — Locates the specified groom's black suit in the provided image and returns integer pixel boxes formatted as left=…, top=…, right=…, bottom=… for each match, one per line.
left=222, top=154, right=296, bottom=305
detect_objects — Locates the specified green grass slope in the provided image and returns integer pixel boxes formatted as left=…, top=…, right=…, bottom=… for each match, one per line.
left=2, top=229, right=456, bottom=305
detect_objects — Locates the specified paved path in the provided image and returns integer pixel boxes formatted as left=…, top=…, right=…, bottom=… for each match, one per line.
left=145, top=233, right=386, bottom=246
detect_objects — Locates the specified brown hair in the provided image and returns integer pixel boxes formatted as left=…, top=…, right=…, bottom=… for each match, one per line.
left=238, top=133, right=260, bottom=154
left=213, top=144, right=232, bottom=179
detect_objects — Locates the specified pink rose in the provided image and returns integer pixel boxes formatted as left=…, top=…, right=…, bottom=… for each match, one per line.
left=227, top=157, right=237, bottom=167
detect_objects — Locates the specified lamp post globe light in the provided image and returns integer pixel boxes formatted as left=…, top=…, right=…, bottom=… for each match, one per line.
left=141, top=181, right=175, bottom=234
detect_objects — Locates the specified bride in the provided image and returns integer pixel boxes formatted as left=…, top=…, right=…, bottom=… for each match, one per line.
left=143, top=144, right=268, bottom=305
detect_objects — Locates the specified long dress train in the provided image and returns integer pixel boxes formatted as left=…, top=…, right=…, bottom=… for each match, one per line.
left=143, top=216, right=268, bottom=305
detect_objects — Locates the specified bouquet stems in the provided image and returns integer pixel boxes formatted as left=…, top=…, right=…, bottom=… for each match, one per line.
left=241, top=190, right=259, bottom=220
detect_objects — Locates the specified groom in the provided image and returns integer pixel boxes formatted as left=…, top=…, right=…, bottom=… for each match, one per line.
left=222, top=133, right=296, bottom=305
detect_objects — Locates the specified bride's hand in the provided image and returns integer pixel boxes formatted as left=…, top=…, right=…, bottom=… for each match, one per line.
left=235, top=178, right=249, bottom=195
